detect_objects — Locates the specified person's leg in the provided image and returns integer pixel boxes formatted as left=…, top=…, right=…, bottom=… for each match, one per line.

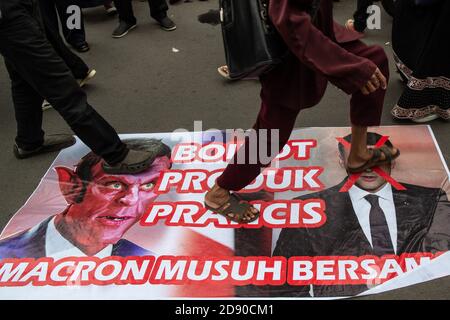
left=352, top=0, right=374, bottom=32
left=347, top=43, right=389, bottom=126
left=348, top=125, right=370, bottom=167
left=148, top=0, right=176, bottom=31
left=47, top=30, right=90, bottom=80
left=205, top=101, right=300, bottom=220
left=148, top=0, right=169, bottom=20
left=37, top=0, right=60, bottom=36
left=341, top=41, right=397, bottom=169
left=0, top=10, right=126, bottom=164
left=39, top=0, right=89, bottom=79
left=4, top=61, right=45, bottom=151
left=54, top=0, right=88, bottom=51
left=111, top=0, right=138, bottom=37
left=113, top=0, right=137, bottom=25
left=216, top=102, right=299, bottom=191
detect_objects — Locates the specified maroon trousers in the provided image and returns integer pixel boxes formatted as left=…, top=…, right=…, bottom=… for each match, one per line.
left=216, top=41, right=389, bottom=191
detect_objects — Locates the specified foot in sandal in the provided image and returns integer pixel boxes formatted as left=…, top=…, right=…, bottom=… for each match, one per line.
left=347, top=145, right=400, bottom=174
left=204, top=184, right=259, bottom=223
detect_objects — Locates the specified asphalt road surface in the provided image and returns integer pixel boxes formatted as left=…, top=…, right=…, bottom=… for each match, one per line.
left=0, top=0, right=448, bottom=299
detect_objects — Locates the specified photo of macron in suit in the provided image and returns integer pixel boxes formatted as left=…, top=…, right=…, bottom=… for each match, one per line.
left=272, top=133, right=450, bottom=297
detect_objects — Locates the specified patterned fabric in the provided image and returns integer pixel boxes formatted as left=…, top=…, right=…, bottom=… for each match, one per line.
left=392, top=105, right=450, bottom=121
left=391, top=0, right=450, bottom=122
left=392, top=54, right=450, bottom=121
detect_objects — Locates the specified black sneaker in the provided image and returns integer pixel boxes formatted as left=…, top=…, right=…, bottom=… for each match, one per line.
left=156, top=16, right=177, bottom=31
left=102, top=149, right=156, bottom=175
left=112, top=21, right=137, bottom=38
left=14, top=134, right=76, bottom=159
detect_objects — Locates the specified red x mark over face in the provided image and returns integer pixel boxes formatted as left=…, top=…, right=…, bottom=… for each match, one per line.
left=336, top=136, right=406, bottom=192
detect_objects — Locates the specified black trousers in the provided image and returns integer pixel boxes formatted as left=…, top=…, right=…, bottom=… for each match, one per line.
left=40, top=0, right=86, bottom=46
left=353, top=0, right=375, bottom=32
left=38, top=0, right=88, bottom=79
left=0, top=0, right=127, bottom=163
left=113, top=0, right=168, bottom=24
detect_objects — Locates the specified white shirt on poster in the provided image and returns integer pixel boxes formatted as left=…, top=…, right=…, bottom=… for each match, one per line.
left=45, top=217, right=113, bottom=259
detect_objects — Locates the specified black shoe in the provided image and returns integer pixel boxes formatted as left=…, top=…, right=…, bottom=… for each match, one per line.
left=112, top=21, right=137, bottom=38
left=102, top=149, right=156, bottom=174
left=14, top=134, right=76, bottom=159
left=156, top=16, right=177, bottom=31
left=72, top=41, right=90, bottom=53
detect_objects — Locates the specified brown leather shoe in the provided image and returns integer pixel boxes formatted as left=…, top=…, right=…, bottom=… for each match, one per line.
left=102, top=149, right=157, bottom=175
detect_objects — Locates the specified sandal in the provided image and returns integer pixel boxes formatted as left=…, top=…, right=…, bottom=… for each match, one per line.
left=347, top=146, right=400, bottom=174
left=204, top=193, right=259, bottom=224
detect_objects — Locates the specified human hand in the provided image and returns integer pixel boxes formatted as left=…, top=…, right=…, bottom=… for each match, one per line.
left=361, top=68, right=387, bottom=95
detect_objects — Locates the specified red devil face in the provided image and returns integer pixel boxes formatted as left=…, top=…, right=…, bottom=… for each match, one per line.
left=56, top=156, right=171, bottom=248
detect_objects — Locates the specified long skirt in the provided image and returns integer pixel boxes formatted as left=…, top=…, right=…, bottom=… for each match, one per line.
left=391, top=0, right=450, bottom=121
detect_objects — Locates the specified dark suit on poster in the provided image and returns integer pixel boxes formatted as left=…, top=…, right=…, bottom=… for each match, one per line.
left=0, top=216, right=154, bottom=259
left=271, top=181, right=450, bottom=297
